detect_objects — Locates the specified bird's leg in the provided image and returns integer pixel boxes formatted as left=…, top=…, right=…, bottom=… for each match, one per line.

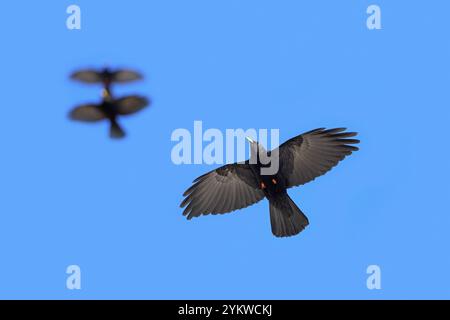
left=260, top=182, right=266, bottom=189
left=272, top=179, right=277, bottom=185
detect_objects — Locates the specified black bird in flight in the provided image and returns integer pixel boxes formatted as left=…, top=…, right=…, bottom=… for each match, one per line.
left=181, top=128, right=359, bottom=237
left=70, top=67, right=143, bottom=94
left=69, top=89, right=150, bottom=138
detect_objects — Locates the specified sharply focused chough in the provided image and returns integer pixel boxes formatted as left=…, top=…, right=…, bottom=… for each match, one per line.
left=181, top=128, right=360, bottom=237
left=69, top=90, right=150, bottom=139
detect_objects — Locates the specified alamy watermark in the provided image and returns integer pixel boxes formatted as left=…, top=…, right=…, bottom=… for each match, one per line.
left=366, top=265, right=382, bottom=290
left=65, top=4, right=381, bottom=31
left=66, top=265, right=81, bottom=290
left=367, top=5, right=382, bottom=30
left=171, top=121, right=280, bottom=175
left=66, top=5, right=81, bottom=30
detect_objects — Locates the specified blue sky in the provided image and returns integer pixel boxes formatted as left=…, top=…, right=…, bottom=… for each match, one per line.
left=0, top=1, right=449, bottom=299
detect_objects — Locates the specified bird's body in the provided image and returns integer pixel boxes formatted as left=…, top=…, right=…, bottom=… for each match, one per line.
left=246, top=149, right=286, bottom=197
left=181, top=128, right=360, bottom=237
left=71, top=67, right=143, bottom=87
left=94, top=96, right=125, bottom=138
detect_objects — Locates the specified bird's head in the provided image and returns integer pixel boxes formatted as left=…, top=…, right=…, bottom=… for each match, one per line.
left=246, top=136, right=268, bottom=163
left=102, top=65, right=111, bottom=74
left=246, top=136, right=257, bottom=149
left=246, top=136, right=279, bottom=175
left=101, top=88, right=112, bottom=101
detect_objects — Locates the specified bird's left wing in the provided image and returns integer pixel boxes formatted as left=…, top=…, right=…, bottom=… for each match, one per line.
left=276, top=128, right=360, bottom=189
left=181, top=163, right=265, bottom=220
left=69, top=104, right=106, bottom=122
left=114, top=95, right=150, bottom=115
left=70, top=69, right=102, bottom=83
left=112, top=70, right=143, bottom=83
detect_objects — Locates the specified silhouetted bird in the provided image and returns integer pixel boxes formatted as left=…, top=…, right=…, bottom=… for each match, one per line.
left=181, top=128, right=359, bottom=237
left=69, top=89, right=149, bottom=139
left=70, top=67, right=143, bottom=93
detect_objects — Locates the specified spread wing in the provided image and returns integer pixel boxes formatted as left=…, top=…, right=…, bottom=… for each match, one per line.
left=277, top=128, right=360, bottom=188
left=70, top=69, right=102, bottom=83
left=112, top=70, right=143, bottom=83
left=181, top=163, right=265, bottom=219
left=69, top=104, right=106, bottom=122
left=114, top=95, right=150, bottom=115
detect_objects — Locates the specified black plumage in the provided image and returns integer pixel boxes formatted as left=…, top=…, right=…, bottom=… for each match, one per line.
left=69, top=90, right=149, bottom=139
left=69, top=67, right=149, bottom=139
left=180, top=128, right=359, bottom=237
left=70, top=67, right=142, bottom=92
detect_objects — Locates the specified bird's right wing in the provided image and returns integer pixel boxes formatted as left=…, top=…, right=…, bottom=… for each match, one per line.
left=70, top=69, right=102, bottom=83
left=115, top=96, right=150, bottom=115
left=69, top=104, right=106, bottom=122
left=112, top=70, right=143, bottom=83
left=181, top=163, right=265, bottom=220
left=276, top=128, right=360, bottom=188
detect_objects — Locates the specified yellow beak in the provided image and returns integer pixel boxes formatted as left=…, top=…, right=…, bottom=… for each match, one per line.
left=101, top=88, right=110, bottom=99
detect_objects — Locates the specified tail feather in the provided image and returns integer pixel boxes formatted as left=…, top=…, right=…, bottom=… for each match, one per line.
left=269, top=193, right=309, bottom=237
left=110, top=120, right=126, bottom=139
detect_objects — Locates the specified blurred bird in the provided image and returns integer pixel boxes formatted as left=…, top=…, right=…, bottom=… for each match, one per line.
left=69, top=89, right=150, bottom=139
left=181, top=128, right=359, bottom=237
left=70, top=67, right=143, bottom=93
